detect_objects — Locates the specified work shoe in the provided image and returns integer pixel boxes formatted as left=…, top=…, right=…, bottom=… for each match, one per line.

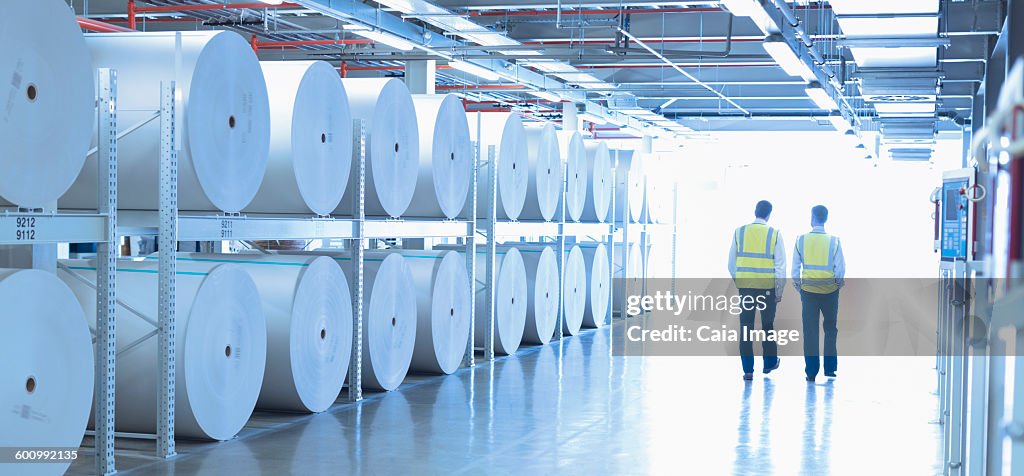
left=743, top=373, right=753, bottom=381
left=805, top=375, right=815, bottom=382
left=764, top=360, right=780, bottom=374
left=825, top=372, right=837, bottom=378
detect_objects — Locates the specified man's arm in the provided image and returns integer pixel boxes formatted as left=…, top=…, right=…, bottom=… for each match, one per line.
left=774, top=234, right=786, bottom=300
left=834, top=238, right=846, bottom=288
left=791, top=239, right=802, bottom=290
left=727, top=230, right=738, bottom=280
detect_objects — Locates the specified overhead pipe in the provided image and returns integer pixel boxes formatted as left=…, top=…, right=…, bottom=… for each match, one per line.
left=128, top=1, right=303, bottom=28
left=77, top=17, right=134, bottom=33
left=472, top=7, right=723, bottom=17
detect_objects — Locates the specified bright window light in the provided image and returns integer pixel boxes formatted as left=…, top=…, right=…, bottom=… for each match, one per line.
left=805, top=82, right=839, bottom=111
left=348, top=28, right=416, bottom=51
left=763, top=34, right=816, bottom=80
left=826, top=112, right=851, bottom=132
left=720, top=0, right=761, bottom=17
left=873, top=102, right=936, bottom=115
left=450, top=60, right=502, bottom=81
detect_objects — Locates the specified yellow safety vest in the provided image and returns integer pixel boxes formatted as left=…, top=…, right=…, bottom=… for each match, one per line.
left=798, top=232, right=839, bottom=294
left=734, top=223, right=778, bottom=289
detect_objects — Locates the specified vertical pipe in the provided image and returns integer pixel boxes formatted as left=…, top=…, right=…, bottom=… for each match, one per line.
left=127, top=0, right=136, bottom=31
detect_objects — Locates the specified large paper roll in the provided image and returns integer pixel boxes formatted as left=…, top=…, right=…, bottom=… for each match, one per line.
left=468, top=112, right=528, bottom=220
left=472, top=247, right=527, bottom=355
left=521, top=124, right=564, bottom=221
left=580, top=243, right=610, bottom=328
left=335, top=78, right=419, bottom=218
left=404, top=94, right=472, bottom=219
left=0, top=270, right=93, bottom=476
left=61, top=31, right=270, bottom=212
left=396, top=250, right=471, bottom=374
left=173, top=254, right=351, bottom=413
left=0, top=0, right=94, bottom=209
left=613, top=150, right=645, bottom=223
left=59, top=260, right=266, bottom=440
left=503, top=245, right=559, bottom=345
left=562, top=245, right=587, bottom=336
left=581, top=141, right=613, bottom=223
left=244, top=61, right=352, bottom=216
left=560, top=131, right=588, bottom=222
left=337, top=252, right=417, bottom=391
left=613, top=242, right=645, bottom=315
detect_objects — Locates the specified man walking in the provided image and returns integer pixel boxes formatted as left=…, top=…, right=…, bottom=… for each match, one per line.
left=728, top=200, right=786, bottom=381
left=792, top=205, right=846, bottom=382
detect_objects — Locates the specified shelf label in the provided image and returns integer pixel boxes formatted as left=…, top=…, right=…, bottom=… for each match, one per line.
left=14, top=216, right=36, bottom=241
left=220, top=219, right=233, bottom=239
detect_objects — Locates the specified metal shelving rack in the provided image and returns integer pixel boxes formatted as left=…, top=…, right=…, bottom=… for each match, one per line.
left=0, top=69, right=119, bottom=475
left=125, top=87, right=477, bottom=462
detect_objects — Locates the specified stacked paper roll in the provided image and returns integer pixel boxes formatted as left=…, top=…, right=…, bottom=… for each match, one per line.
left=59, top=259, right=266, bottom=440
left=404, top=94, right=472, bottom=219
left=562, top=245, right=587, bottom=335
left=396, top=250, right=471, bottom=374
left=581, top=141, right=613, bottom=223
left=338, top=252, right=417, bottom=391
left=468, top=112, right=529, bottom=220
left=581, top=243, right=610, bottom=327
left=0, top=270, right=93, bottom=476
left=0, top=0, right=94, bottom=209
left=613, top=242, right=645, bottom=315
left=61, top=31, right=271, bottom=212
left=521, top=124, right=564, bottom=221
left=336, top=78, right=419, bottom=218
left=473, top=247, right=527, bottom=355
left=245, top=61, right=352, bottom=216
left=173, top=254, right=351, bottom=413
left=503, top=245, right=559, bottom=345
left=613, top=150, right=646, bottom=223
left=560, top=131, right=588, bottom=222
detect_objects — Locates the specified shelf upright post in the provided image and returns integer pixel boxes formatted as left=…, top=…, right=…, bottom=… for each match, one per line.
left=156, top=81, right=177, bottom=458
left=618, top=150, right=631, bottom=320
left=94, top=68, right=119, bottom=476
left=462, top=140, right=479, bottom=368
left=484, top=144, right=498, bottom=361
left=606, top=163, right=616, bottom=327
left=556, top=146, right=567, bottom=342
left=347, top=118, right=366, bottom=403
left=671, top=182, right=679, bottom=294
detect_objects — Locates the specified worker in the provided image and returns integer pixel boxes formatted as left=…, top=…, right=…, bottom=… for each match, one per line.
left=728, top=200, right=786, bottom=381
left=792, top=205, right=845, bottom=382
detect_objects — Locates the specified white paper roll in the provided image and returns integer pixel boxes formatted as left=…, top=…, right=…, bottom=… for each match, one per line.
left=244, top=61, right=352, bottom=216
left=581, top=141, right=613, bottom=223
left=337, top=252, right=417, bottom=391
left=562, top=245, right=587, bottom=336
left=173, top=254, right=351, bottom=413
left=504, top=245, right=559, bottom=345
left=60, top=31, right=270, bottom=212
left=613, top=150, right=645, bottom=223
left=404, top=94, right=472, bottom=219
left=396, top=250, right=471, bottom=374
left=580, top=243, right=610, bottom=328
left=0, top=269, right=93, bottom=476
left=0, top=0, right=94, bottom=209
left=560, top=131, right=588, bottom=222
left=335, top=78, right=419, bottom=218
left=613, top=242, right=645, bottom=315
left=468, top=112, right=529, bottom=220
left=58, top=259, right=266, bottom=440
left=472, top=247, right=527, bottom=355
left=521, top=124, right=564, bottom=221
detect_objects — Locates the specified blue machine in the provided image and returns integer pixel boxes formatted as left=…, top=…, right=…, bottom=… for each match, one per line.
left=940, top=169, right=975, bottom=262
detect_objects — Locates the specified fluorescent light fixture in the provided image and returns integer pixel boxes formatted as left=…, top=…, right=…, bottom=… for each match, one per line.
left=720, top=0, right=761, bottom=18
left=450, top=60, right=502, bottom=81
left=873, top=102, right=936, bottom=115
left=528, top=89, right=562, bottom=102
left=805, top=82, right=839, bottom=111
left=257, top=0, right=285, bottom=4
left=348, top=28, right=416, bottom=51
left=763, top=34, right=816, bottom=80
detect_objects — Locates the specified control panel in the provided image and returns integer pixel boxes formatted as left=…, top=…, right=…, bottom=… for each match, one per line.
left=940, top=169, right=975, bottom=261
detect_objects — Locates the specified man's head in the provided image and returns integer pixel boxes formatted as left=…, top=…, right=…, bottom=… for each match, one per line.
left=754, top=200, right=773, bottom=221
left=811, top=205, right=829, bottom=226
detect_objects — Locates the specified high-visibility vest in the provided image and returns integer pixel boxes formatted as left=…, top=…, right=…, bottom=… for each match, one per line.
left=798, top=232, right=839, bottom=294
left=734, top=223, right=778, bottom=289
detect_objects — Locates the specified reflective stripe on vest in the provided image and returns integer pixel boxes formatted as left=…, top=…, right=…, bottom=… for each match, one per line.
left=798, top=233, right=838, bottom=294
left=734, top=223, right=777, bottom=289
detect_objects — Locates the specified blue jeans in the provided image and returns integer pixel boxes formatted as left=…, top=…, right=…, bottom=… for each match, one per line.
left=738, top=288, right=779, bottom=373
left=800, top=290, right=839, bottom=378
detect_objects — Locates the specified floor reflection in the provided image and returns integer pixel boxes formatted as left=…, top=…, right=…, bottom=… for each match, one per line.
left=104, top=320, right=941, bottom=475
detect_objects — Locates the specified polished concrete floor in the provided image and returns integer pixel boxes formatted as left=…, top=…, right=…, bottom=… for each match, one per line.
left=71, top=319, right=943, bottom=475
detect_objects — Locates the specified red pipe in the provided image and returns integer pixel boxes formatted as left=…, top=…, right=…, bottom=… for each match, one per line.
left=343, top=65, right=454, bottom=71
left=254, top=39, right=374, bottom=48
left=437, top=84, right=526, bottom=90
left=250, top=34, right=259, bottom=53
left=523, top=38, right=762, bottom=45
left=127, top=0, right=136, bottom=30
left=133, top=2, right=302, bottom=13
left=77, top=17, right=134, bottom=33
left=339, top=61, right=348, bottom=78
left=470, top=7, right=723, bottom=17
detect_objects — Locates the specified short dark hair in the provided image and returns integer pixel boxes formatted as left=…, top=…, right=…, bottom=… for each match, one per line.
left=754, top=200, right=772, bottom=219
left=812, top=205, right=828, bottom=224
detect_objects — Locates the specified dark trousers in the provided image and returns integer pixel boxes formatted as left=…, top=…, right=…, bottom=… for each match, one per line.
left=800, top=290, right=839, bottom=378
left=738, top=288, right=778, bottom=373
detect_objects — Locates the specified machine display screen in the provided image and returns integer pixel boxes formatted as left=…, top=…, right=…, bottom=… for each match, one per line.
left=945, top=189, right=960, bottom=221
left=940, top=179, right=970, bottom=260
